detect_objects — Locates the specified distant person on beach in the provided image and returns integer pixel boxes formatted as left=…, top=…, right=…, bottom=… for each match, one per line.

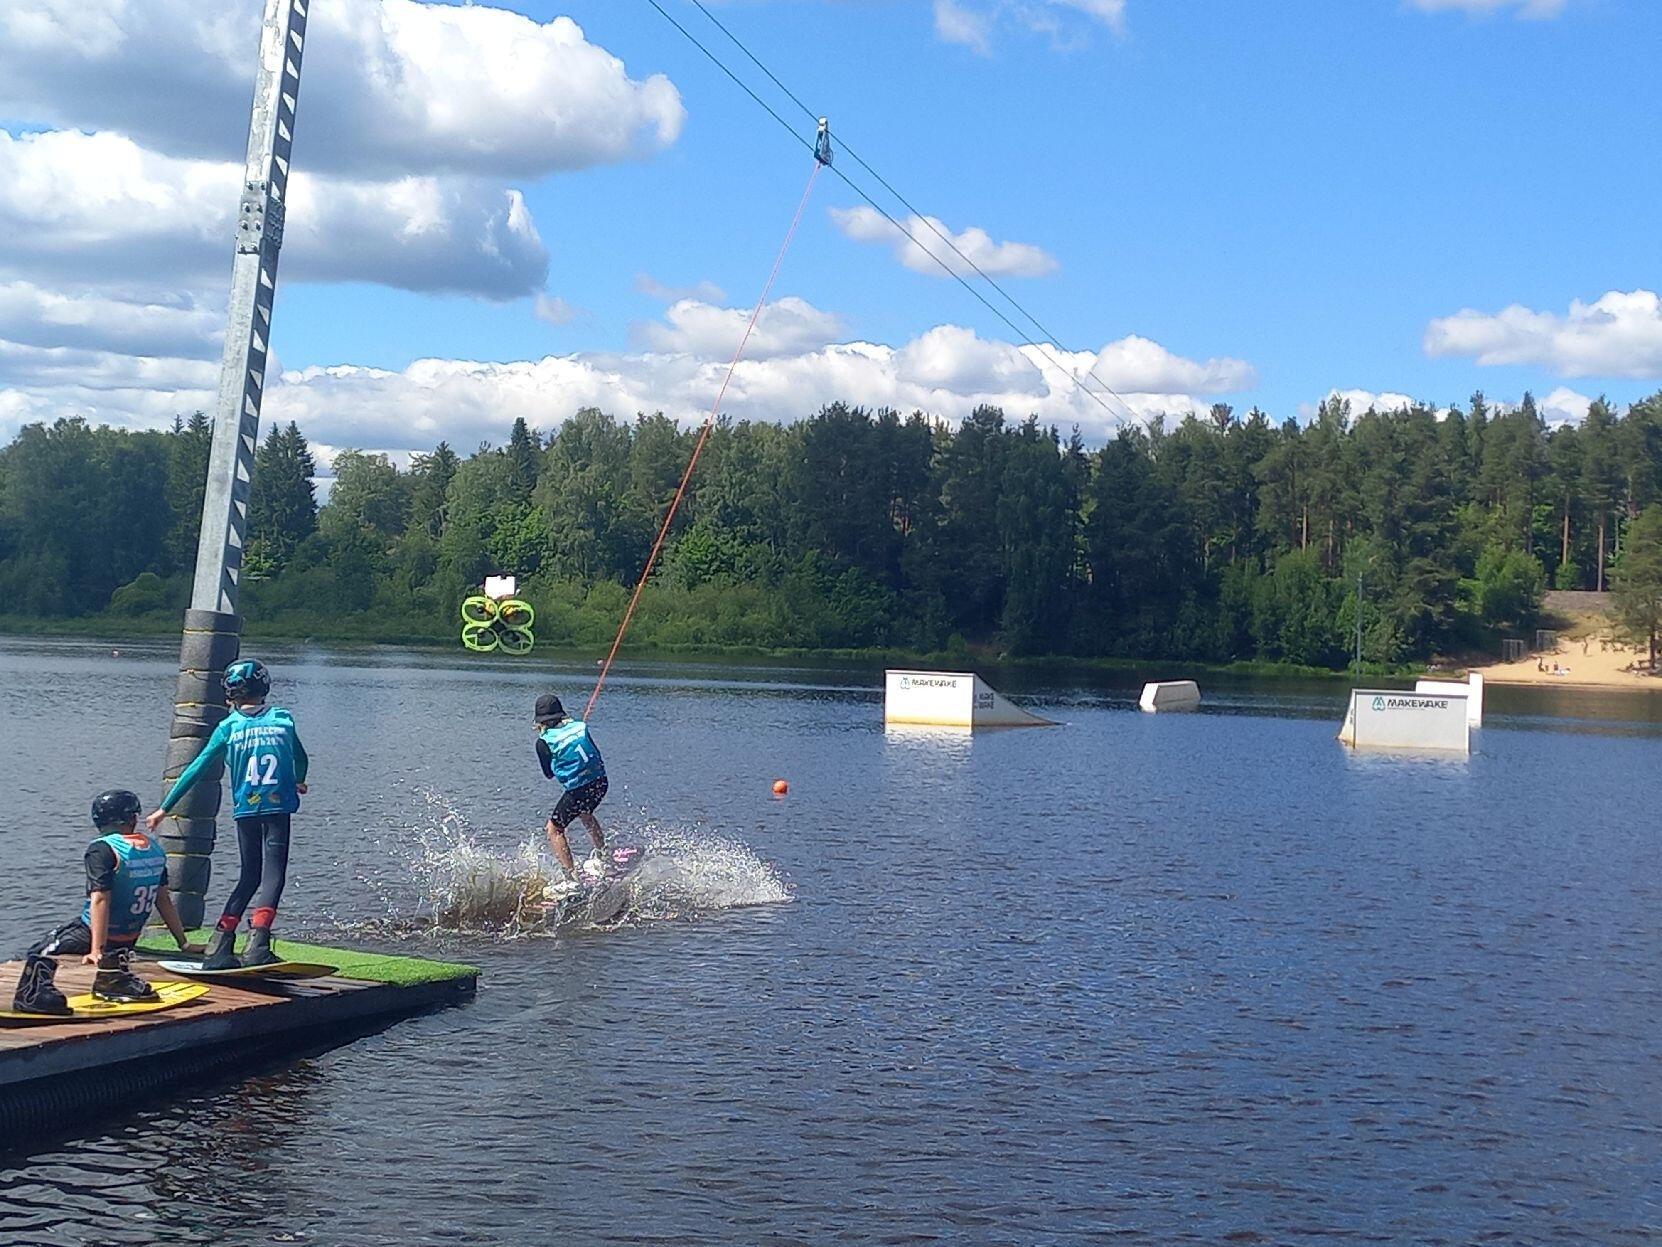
left=534, top=693, right=608, bottom=890
left=146, top=659, right=308, bottom=970
left=11, top=790, right=202, bottom=1015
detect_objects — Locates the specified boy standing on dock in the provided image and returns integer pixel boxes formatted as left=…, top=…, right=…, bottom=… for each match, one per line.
left=534, top=693, right=608, bottom=888
left=145, top=659, right=308, bottom=970
left=11, top=790, right=202, bottom=1015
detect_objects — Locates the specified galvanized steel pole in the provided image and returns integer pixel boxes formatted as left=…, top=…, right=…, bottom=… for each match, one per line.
left=162, top=0, right=309, bottom=928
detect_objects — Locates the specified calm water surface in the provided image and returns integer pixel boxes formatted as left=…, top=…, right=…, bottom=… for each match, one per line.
left=1, top=638, right=1660, bottom=1245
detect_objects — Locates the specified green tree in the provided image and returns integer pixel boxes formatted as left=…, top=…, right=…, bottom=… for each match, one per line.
left=247, top=421, right=318, bottom=575
left=1611, top=505, right=1662, bottom=671
left=1579, top=398, right=1624, bottom=591
left=506, top=418, right=541, bottom=504
left=165, top=410, right=212, bottom=571
left=325, top=450, right=408, bottom=541
left=408, top=442, right=460, bottom=538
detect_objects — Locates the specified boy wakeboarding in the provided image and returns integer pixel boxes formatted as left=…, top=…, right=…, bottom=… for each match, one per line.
left=145, top=659, right=308, bottom=970
left=11, top=790, right=203, bottom=1015
left=534, top=693, right=608, bottom=891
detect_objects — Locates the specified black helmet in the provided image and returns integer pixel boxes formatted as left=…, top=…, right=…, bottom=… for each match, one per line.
left=91, top=789, right=142, bottom=827
left=535, top=693, right=565, bottom=725
left=223, top=659, right=271, bottom=701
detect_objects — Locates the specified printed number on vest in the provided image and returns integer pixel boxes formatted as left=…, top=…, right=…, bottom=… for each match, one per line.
left=244, top=753, right=280, bottom=786
left=130, top=884, right=157, bottom=915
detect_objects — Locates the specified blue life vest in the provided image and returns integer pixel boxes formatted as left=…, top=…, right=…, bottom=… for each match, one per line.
left=222, top=706, right=304, bottom=816
left=81, top=831, right=168, bottom=946
left=540, top=720, right=605, bottom=789
left=164, top=704, right=307, bottom=820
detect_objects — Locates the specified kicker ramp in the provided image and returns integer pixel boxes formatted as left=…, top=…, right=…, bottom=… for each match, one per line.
left=1414, top=672, right=1484, bottom=726
left=1139, top=680, right=1201, bottom=712
left=884, top=670, right=1056, bottom=728
left=1338, top=688, right=1470, bottom=754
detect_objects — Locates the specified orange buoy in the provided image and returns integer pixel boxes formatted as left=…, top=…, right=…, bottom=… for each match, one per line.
left=772, top=779, right=789, bottom=796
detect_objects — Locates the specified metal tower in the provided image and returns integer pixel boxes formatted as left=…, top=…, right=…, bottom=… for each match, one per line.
left=161, top=0, right=310, bottom=928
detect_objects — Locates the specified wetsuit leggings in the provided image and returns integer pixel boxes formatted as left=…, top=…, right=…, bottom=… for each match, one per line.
left=218, top=814, right=291, bottom=929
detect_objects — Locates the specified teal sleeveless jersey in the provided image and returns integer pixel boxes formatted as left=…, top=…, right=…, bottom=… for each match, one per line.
left=80, top=831, right=168, bottom=947
left=162, top=704, right=309, bottom=819
left=539, top=720, right=605, bottom=789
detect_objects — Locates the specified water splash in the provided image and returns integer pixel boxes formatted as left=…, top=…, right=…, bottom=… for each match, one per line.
left=403, top=793, right=789, bottom=938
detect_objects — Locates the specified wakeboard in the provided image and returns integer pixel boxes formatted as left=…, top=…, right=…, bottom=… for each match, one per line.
left=155, top=959, right=338, bottom=981
left=535, top=844, right=649, bottom=926
left=0, top=979, right=209, bottom=1024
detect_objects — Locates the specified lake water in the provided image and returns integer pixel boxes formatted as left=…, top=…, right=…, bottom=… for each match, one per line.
left=1, top=638, right=1660, bottom=1245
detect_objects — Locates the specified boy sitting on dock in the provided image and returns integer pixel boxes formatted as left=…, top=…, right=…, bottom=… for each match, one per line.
left=534, top=693, right=608, bottom=890
left=11, top=790, right=202, bottom=1015
left=146, top=658, right=308, bottom=970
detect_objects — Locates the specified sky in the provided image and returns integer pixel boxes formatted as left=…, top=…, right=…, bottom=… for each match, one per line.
left=1, top=0, right=1660, bottom=467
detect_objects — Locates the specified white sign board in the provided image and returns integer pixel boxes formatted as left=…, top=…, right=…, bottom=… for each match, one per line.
left=1339, top=689, right=1470, bottom=753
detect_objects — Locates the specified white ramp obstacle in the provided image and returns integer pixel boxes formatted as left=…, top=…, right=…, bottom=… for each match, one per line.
left=1139, top=680, right=1201, bottom=712
left=1338, top=688, right=1470, bottom=754
left=1414, top=672, right=1484, bottom=727
left=884, top=670, right=1056, bottom=729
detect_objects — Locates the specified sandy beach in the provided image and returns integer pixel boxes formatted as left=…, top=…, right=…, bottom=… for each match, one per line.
left=1472, top=635, right=1661, bottom=689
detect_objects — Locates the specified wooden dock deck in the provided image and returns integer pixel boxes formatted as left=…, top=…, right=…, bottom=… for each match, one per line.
left=0, top=939, right=478, bottom=1141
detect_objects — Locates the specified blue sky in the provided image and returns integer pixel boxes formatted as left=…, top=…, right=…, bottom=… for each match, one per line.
left=2, top=0, right=1659, bottom=461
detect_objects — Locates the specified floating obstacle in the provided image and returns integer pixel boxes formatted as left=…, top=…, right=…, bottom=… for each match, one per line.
left=883, top=670, right=1056, bottom=729
left=1139, top=680, right=1201, bottom=712
left=0, top=936, right=477, bottom=1140
left=1414, top=671, right=1484, bottom=727
left=1338, top=688, right=1470, bottom=754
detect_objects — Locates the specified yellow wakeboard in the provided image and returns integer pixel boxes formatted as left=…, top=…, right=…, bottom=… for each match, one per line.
left=0, top=979, right=209, bottom=1024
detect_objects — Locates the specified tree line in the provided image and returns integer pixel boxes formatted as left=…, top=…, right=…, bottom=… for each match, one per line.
left=3, top=391, right=1662, bottom=668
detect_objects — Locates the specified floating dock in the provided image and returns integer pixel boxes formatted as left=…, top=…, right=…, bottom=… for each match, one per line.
left=0, top=936, right=478, bottom=1140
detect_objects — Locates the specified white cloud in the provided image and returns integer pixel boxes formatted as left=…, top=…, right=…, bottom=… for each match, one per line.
left=934, top=0, right=993, bottom=54
left=932, top=0, right=1126, bottom=51
left=534, top=295, right=583, bottom=327
left=1539, top=386, right=1593, bottom=427
left=1424, top=289, right=1662, bottom=379
left=1052, top=0, right=1129, bottom=35
left=634, top=273, right=727, bottom=305
left=1334, top=388, right=1418, bottom=415
left=1408, top=0, right=1570, bottom=18
left=0, top=0, right=685, bottom=176
left=830, top=205, right=1059, bottom=279
left=1091, top=335, right=1257, bottom=395
left=896, top=326, right=1043, bottom=393
left=0, top=339, right=216, bottom=435
left=0, top=294, right=1254, bottom=449
left=0, top=130, right=548, bottom=300
left=0, top=281, right=223, bottom=360
left=633, top=296, right=846, bottom=360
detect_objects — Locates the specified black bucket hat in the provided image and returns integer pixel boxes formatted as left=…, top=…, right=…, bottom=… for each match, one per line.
left=535, top=693, right=565, bottom=725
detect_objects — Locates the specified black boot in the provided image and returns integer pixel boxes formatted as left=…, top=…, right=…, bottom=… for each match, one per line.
left=92, top=949, right=158, bottom=1003
left=12, top=955, right=72, bottom=1016
left=201, top=928, right=241, bottom=971
left=241, top=927, right=280, bottom=968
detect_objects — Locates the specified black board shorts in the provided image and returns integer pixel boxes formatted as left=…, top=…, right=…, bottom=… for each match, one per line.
left=25, top=918, right=94, bottom=959
left=552, top=776, right=607, bottom=827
